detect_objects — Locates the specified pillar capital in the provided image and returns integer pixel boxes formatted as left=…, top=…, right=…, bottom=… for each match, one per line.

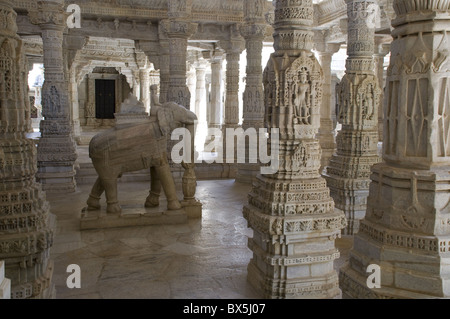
left=159, top=19, right=198, bottom=40
left=239, top=23, right=267, bottom=41
left=315, top=42, right=342, bottom=56
left=374, top=39, right=391, bottom=57
left=220, top=39, right=245, bottom=56
left=28, top=0, right=66, bottom=29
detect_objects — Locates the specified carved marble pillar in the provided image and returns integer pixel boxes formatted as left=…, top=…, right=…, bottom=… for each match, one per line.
left=194, top=59, right=208, bottom=152
left=374, top=40, right=390, bottom=142
left=187, top=64, right=196, bottom=112
left=0, top=0, right=55, bottom=299
left=29, top=0, right=78, bottom=193
left=209, top=53, right=224, bottom=129
left=315, top=43, right=341, bottom=172
left=64, top=35, right=85, bottom=143
left=85, top=74, right=96, bottom=126
left=223, top=34, right=245, bottom=129
left=157, top=35, right=170, bottom=104
left=160, top=19, right=197, bottom=109
left=340, top=0, right=450, bottom=299
left=69, top=64, right=81, bottom=142
left=323, top=0, right=382, bottom=235
left=221, top=34, right=244, bottom=164
left=139, top=69, right=151, bottom=113
left=236, top=0, right=268, bottom=183
left=34, top=85, right=43, bottom=119
left=243, top=0, right=346, bottom=299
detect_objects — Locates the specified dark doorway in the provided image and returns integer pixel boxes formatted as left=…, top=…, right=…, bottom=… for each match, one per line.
left=95, top=79, right=116, bottom=119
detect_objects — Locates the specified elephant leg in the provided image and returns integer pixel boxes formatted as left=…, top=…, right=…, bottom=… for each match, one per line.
left=102, top=178, right=122, bottom=214
left=156, top=164, right=182, bottom=210
left=87, top=177, right=103, bottom=210
left=145, top=167, right=161, bottom=208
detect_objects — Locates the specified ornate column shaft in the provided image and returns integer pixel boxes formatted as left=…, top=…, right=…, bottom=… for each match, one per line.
left=69, top=64, right=81, bottom=141
left=209, top=53, right=224, bottom=129
left=340, top=0, right=450, bottom=299
left=194, top=59, right=208, bottom=151
left=160, top=17, right=197, bottom=109
left=139, top=69, right=151, bottom=113
left=30, top=0, right=78, bottom=193
left=0, top=0, right=55, bottom=299
left=315, top=41, right=341, bottom=173
left=64, top=35, right=85, bottom=143
left=187, top=64, right=196, bottom=113
left=243, top=0, right=346, bottom=299
left=156, top=34, right=170, bottom=105
left=223, top=33, right=245, bottom=128
left=236, top=0, right=268, bottom=183
left=323, top=0, right=382, bottom=235
left=374, top=40, right=391, bottom=142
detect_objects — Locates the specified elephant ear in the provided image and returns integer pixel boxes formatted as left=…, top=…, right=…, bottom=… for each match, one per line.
left=157, top=107, right=174, bottom=136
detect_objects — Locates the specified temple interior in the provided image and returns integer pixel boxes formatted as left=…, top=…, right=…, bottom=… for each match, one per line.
left=1, top=0, right=450, bottom=300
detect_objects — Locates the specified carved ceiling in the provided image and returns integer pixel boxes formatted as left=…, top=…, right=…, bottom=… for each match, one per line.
left=17, top=0, right=395, bottom=72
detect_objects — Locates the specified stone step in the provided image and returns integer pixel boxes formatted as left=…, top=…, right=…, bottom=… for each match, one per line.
left=0, top=261, right=11, bottom=299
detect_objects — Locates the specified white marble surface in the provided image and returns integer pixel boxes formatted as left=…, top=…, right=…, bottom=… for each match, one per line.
left=47, top=179, right=352, bottom=299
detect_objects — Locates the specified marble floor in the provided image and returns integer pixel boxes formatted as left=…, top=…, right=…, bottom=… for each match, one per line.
left=47, top=179, right=353, bottom=299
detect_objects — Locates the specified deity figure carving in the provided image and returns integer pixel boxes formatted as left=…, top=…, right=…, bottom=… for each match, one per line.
left=293, top=71, right=310, bottom=124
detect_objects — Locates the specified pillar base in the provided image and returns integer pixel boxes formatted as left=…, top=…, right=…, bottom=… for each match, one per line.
left=9, top=259, right=56, bottom=300
left=181, top=200, right=203, bottom=219
left=36, top=166, right=77, bottom=193
left=247, top=256, right=342, bottom=299
left=244, top=174, right=346, bottom=299
left=341, top=164, right=450, bottom=298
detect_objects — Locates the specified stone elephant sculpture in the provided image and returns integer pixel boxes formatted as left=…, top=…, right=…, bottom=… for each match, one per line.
left=86, top=102, right=197, bottom=214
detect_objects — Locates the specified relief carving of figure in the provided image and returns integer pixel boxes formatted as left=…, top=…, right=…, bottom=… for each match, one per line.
left=362, top=84, right=375, bottom=120
left=293, top=71, right=310, bottom=125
